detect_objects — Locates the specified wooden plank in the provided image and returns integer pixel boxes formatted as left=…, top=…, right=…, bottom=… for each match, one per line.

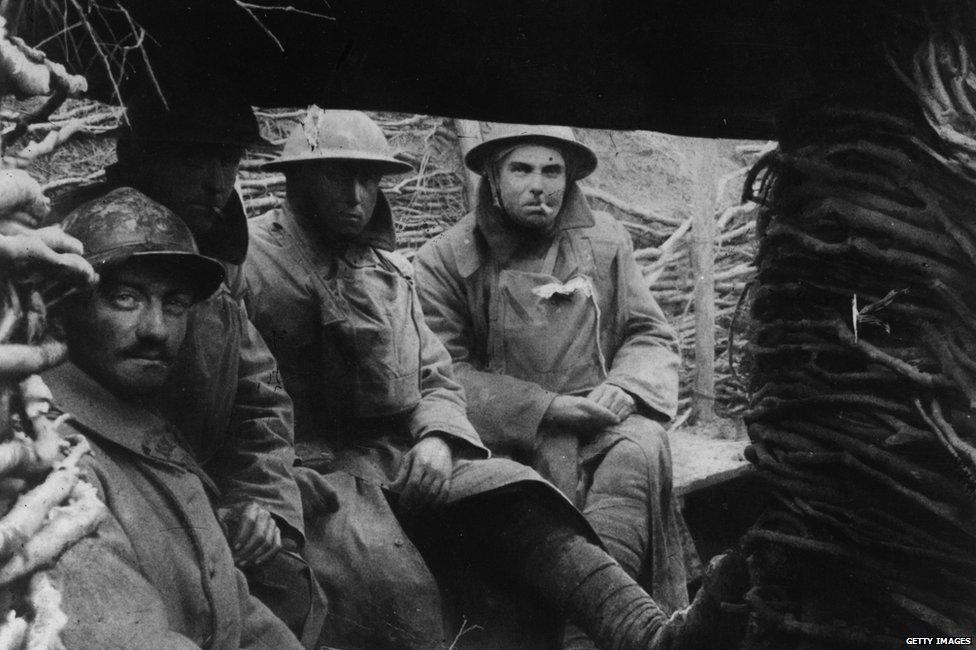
left=676, top=464, right=754, bottom=497
left=690, top=138, right=719, bottom=423
left=669, top=429, right=751, bottom=497
left=453, top=119, right=484, bottom=211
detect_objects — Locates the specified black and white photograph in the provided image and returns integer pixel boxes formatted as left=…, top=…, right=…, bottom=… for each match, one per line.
left=0, top=1, right=973, bottom=648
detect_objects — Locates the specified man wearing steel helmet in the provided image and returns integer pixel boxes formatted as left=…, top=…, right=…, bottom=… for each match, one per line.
left=42, top=187, right=303, bottom=649
left=414, top=123, right=689, bottom=646
left=49, top=80, right=315, bottom=639
left=244, top=109, right=747, bottom=650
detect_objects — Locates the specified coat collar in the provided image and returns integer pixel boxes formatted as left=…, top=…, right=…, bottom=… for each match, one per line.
left=356, top=190, right=397, bottom=251
left=105, top=163, right=249, bottom=265
left=44, top=362, right=197, bottom=468
left=460, top=182, right=595, bottom=277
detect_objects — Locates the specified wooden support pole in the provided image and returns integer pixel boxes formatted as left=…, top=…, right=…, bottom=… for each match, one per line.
left=690, top=138, right=719, bottom=424
left=453, top=119, right=484, bottom=211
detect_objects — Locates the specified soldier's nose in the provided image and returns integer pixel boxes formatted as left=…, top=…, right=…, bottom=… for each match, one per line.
left=136, top=303, right=168, bottom=342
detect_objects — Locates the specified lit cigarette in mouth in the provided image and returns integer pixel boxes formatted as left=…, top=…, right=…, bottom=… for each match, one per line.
left=538, top=200, right=553, bottom=215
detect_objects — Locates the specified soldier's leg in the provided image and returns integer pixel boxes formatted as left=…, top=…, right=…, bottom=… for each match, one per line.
left=443, top=486, right=747, bottom=650
left=580, top=415, right=688, bottom=611
left=562, top=416, right=689, bottom=649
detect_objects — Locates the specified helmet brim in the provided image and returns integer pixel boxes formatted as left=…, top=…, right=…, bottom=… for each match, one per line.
left=260, top=150, right=413, bottom=176
left=111, top=125, right=277, bottom=150
left=465, top=135, right=598, bottom=180
left=89, top=248, right=226, bottom=302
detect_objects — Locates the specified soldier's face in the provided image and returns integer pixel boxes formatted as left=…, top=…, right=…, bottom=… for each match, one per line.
left=286, top=161, right=382, bottom=239
left=124, top=141, right=242, bottom=238
left=63, top=260, right=194, bottom=398
left=495, top=145, right=567, bottom=230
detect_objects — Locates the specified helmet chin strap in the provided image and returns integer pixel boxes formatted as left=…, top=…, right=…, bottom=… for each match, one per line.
left=486, top=168, right=506, bottom=214
left=486, top=145, right=517, bottom=216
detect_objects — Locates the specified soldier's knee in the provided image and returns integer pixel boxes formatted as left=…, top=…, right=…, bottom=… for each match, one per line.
left=610, top=414, right=671, bottom=462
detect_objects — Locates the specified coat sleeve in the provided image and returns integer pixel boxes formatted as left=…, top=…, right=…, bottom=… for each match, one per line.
left=207, top=296, right=305, bottom=541
left=54, top=467, right=202, bottom=650
left=602, top=222, right=681, bottom=420
left=414, top=239, right=557, bottom=457
left=407, top=277, right=490, bottom=459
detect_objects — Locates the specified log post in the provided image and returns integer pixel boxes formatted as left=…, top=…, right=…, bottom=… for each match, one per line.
left=690, top=138, right=718, bottom=424
left=453, top=119, right=483, bottom=211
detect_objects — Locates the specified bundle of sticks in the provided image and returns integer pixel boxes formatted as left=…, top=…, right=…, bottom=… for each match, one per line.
left=740, top=23, right=976, bottom=647
left=0, top=24, right=105, bottom=649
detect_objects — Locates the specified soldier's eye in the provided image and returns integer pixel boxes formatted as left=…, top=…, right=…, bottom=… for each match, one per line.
left=164, top=294, right=193, bottom=316
left=358, top=169, right=381, bottom=184
left=107, top=290, right=139, bottom=310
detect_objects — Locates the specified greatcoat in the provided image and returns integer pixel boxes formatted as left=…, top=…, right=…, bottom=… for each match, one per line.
left=414, top=184, right=689, bottom=614
left=43, top=362, right=305, bottom=650
left=49, top=176, right=312, bottom=633
left=50, top=172, right=304, bottom=538
left=244, top=195, right=590, bottom=648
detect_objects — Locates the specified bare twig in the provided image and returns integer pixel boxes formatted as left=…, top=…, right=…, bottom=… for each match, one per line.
left=236, top=1, right=335, bottom=21
left=117, top=3, right=167, bottom=109
left=1, top=90, right=68, bottom=147
left=581, top=184, right=682, bottom=227
left=233, top=0, right=284, bottom=51
left=447, top=617, right=483, bottom=650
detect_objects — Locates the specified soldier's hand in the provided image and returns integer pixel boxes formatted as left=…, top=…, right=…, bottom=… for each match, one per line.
left=392, top=435, right=454, bottom=512
left=217, top=502, right=282, bottom=568
left=694, top=549, right=751, bottom=644
left=700, top=548, right=750, bottom=605
left=585, top=383, right=636, bottom=421
left=0, top=224, right=97, bottom=285
left=543, top=395, right=620, bottom=433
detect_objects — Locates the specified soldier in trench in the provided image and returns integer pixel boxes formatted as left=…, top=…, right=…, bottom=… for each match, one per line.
left=49, top=82, right=319, bottom=642
left=242, top=106, right=746, bottom=650
left=44, top=187, right=306, bottom=649
left=413, top=124, right=688, bottom=647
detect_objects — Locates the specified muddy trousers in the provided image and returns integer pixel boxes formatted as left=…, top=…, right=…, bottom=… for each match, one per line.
left=557, top=416, right=689, bottom=649
left=430, top=490, right=734, bottom=650
left=307, top=471, right=714, bottom=650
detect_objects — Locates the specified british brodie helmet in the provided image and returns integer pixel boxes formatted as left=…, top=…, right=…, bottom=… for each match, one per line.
left=261, top=107, right=413, bottom=175
left=464, top=123, right=598, bottom=181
